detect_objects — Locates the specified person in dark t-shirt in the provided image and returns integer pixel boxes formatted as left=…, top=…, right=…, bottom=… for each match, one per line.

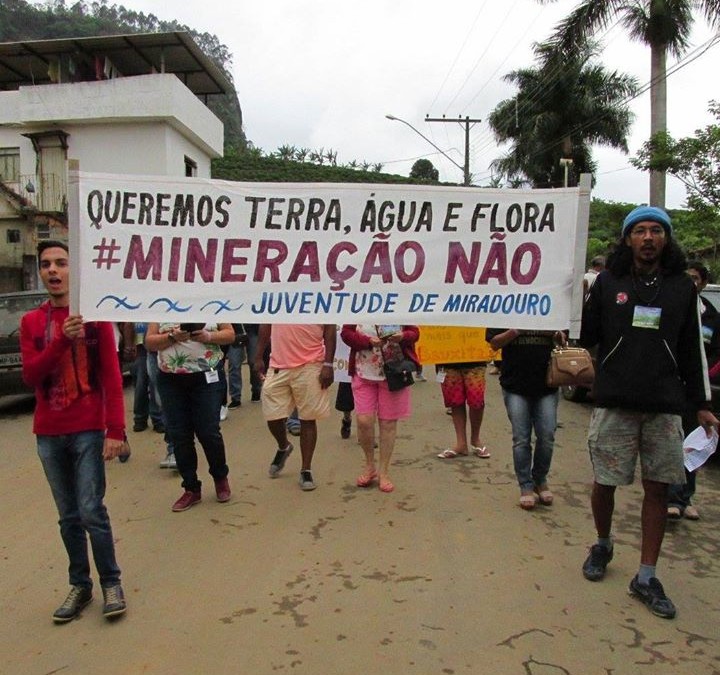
left=486, top=328, right=563, bottom=510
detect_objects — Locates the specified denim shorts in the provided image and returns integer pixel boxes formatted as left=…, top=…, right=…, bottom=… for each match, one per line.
left=587, top=407, right=685, bottom=485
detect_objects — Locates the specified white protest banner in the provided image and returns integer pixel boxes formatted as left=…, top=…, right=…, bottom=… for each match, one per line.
left=71, top=171, right=590, bottom=332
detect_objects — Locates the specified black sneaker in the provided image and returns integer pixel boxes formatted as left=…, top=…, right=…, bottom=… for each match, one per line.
left=102, top=584, right=127, bottom=619
left=582, top=544, right=613, bottom=581
left=269, top=443, right=293, bottom=477
left=53, top=585, right=92, bottom=623
left=228, top=399, right=241, bottom=410
left=628, top=575, right=676, bottom=619
left=251, top=391, right=261, bottom=402
left=340, top=418, right=351, bottom=439
left=299, top=470, right=317, bottom=491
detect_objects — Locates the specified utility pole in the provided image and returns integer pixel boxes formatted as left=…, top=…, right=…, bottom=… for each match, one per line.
left=424, top=115, right=482, bottom=186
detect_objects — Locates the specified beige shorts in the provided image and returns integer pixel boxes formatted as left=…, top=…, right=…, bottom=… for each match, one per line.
left=587, top=407, right=685, bottom=486
left=261, top=362, right=330, bottom=421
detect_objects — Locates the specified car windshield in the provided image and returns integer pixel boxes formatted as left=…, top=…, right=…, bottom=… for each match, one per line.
left=0, top=295, right=45, bottom=338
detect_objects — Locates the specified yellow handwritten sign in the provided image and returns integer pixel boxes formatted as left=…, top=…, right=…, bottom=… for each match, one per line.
left=416, top=326, right=500, bottom=365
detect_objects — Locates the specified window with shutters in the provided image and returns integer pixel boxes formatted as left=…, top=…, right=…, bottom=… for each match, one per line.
left=0, top=148, right=20, bottom=183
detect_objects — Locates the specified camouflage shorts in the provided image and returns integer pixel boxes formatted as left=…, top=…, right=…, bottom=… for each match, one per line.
left=587, top=408, right=685, bottom=486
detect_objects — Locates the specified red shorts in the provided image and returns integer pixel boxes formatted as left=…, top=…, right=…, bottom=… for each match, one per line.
left=440, top=365, right=486, bottom=409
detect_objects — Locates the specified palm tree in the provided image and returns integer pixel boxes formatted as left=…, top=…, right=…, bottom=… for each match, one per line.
left=488, top=42, right=638, bottom=188
left=538, top=0, right=720, bottom=206
left=275, top=145, right=296, bottom=161
left=309, top=148, right=325, bottom=165
left=294, top=147, right=310, bottom=163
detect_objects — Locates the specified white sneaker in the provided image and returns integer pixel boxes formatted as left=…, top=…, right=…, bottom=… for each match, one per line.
left=159, top=452, right=177, bottom=469
left=219, top=405, right=228, bottom=421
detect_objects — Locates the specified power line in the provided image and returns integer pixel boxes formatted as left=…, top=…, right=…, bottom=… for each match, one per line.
left=443, top=0, right=522, bottom=113
left=466, top=20, right=624, bottom=162
left=427, top=0, right=489, bottom=112
left=457, top=5, right=546, bottom=115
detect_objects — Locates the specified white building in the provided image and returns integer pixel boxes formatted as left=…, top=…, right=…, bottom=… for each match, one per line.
left=0, top=32, right=233, bottom=290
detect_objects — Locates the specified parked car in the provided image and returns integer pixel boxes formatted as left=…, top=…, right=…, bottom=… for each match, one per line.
left=0, top=290, right=46, bottom=397
left=702, top=283, right=720, bottom=313
left=702, top=284, right=720, bottom=412
left=0, top=291, right=132, bottom=399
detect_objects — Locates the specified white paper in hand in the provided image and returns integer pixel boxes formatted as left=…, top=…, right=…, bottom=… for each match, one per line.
left=682, top=426, right=718, bottom=472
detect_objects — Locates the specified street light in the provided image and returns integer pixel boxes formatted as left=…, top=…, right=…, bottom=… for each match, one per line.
left=385, top=114, right=466, bottom=184
left=559, top=158, right=574, bottom=188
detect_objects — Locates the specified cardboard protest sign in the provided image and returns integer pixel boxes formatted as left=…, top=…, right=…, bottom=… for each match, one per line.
left=415, top=326, right=499, bottom=365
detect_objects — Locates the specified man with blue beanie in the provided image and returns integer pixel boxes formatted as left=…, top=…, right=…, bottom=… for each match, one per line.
left=579, top=205, right=718, bottom=619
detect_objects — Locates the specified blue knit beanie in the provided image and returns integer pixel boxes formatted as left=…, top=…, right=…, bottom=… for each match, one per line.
left=622, top=206, right=672, bottom=237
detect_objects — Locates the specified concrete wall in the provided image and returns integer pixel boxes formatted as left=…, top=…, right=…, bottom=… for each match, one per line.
left=64, top=122, right=211, bottom=178
left=14, top=74, right=223, bottom=158
left=0, top=73, right=225, bottom=288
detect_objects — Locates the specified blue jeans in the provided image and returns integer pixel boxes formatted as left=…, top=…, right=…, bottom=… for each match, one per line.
left=227, top=343, right=245, bottom=403
left=502, top=389, right=558, bottom=491
left=37, top=431, right=121, bottom=589
left=668, top=468, right=696, bottom=510
left=132, top=345, right=162, bottom=427
left=227, top=334, right=261, bottom=402
left=156, top=370, right=228, bottom=492
left=147, top=352, right=173, bottom=453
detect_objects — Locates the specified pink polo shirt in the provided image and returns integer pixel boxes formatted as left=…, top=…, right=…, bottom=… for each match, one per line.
left=269, top=324, right=326, bottom=369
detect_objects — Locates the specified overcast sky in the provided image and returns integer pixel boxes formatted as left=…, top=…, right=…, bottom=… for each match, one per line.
left=34, top=0, right=720, bottom=207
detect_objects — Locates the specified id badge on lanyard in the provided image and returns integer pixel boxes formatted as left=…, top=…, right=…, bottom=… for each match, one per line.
left=632, top=306, right=661, bottom=329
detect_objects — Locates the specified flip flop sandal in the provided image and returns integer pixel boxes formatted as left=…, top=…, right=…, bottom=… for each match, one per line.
left=379, top=477, right=395, bottom=493
left=437, top=448, right=468, bottom=459
left=356, top=469, right=378, bottom=487
left=472, top=445, right=491, bottom=458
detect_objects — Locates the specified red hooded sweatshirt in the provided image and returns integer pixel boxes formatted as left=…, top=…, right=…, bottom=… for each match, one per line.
left=20, top=301, right=125, bottom=440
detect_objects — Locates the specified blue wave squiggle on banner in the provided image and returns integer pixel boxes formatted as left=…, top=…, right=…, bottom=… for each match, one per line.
left=96, top=296, right=141, bottom=310
left=200, top=300, right=244, bottom=314
left=148, top=298, right=192, bottom=312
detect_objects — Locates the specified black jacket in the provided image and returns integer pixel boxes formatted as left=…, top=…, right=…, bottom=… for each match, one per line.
left=580, top=270, right=711, bottom=414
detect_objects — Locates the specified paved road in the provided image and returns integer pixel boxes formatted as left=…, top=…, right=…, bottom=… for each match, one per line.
left=1, top=372, right=719, bottom=675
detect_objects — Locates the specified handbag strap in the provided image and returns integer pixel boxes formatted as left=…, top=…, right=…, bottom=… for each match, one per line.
left=374, top=326, right=403, bottom=366
left=552, top=331, right=569, bottom=349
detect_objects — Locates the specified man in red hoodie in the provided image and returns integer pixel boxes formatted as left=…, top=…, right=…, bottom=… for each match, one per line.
left=20, top=241, right=127, bottom=623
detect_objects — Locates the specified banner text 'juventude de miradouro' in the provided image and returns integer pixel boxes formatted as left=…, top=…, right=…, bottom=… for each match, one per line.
left=70, top=172, right=589, bottom=331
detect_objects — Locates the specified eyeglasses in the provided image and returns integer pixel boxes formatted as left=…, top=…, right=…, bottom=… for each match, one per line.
left=629, top=225, right=665, bottom=238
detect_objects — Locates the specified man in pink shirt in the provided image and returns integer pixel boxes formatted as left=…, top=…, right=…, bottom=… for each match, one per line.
left=254, top=324, right=336, bottom=490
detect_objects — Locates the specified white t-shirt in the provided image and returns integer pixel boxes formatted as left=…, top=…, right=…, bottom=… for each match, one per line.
left=583, top=269, right=599, bottom=289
